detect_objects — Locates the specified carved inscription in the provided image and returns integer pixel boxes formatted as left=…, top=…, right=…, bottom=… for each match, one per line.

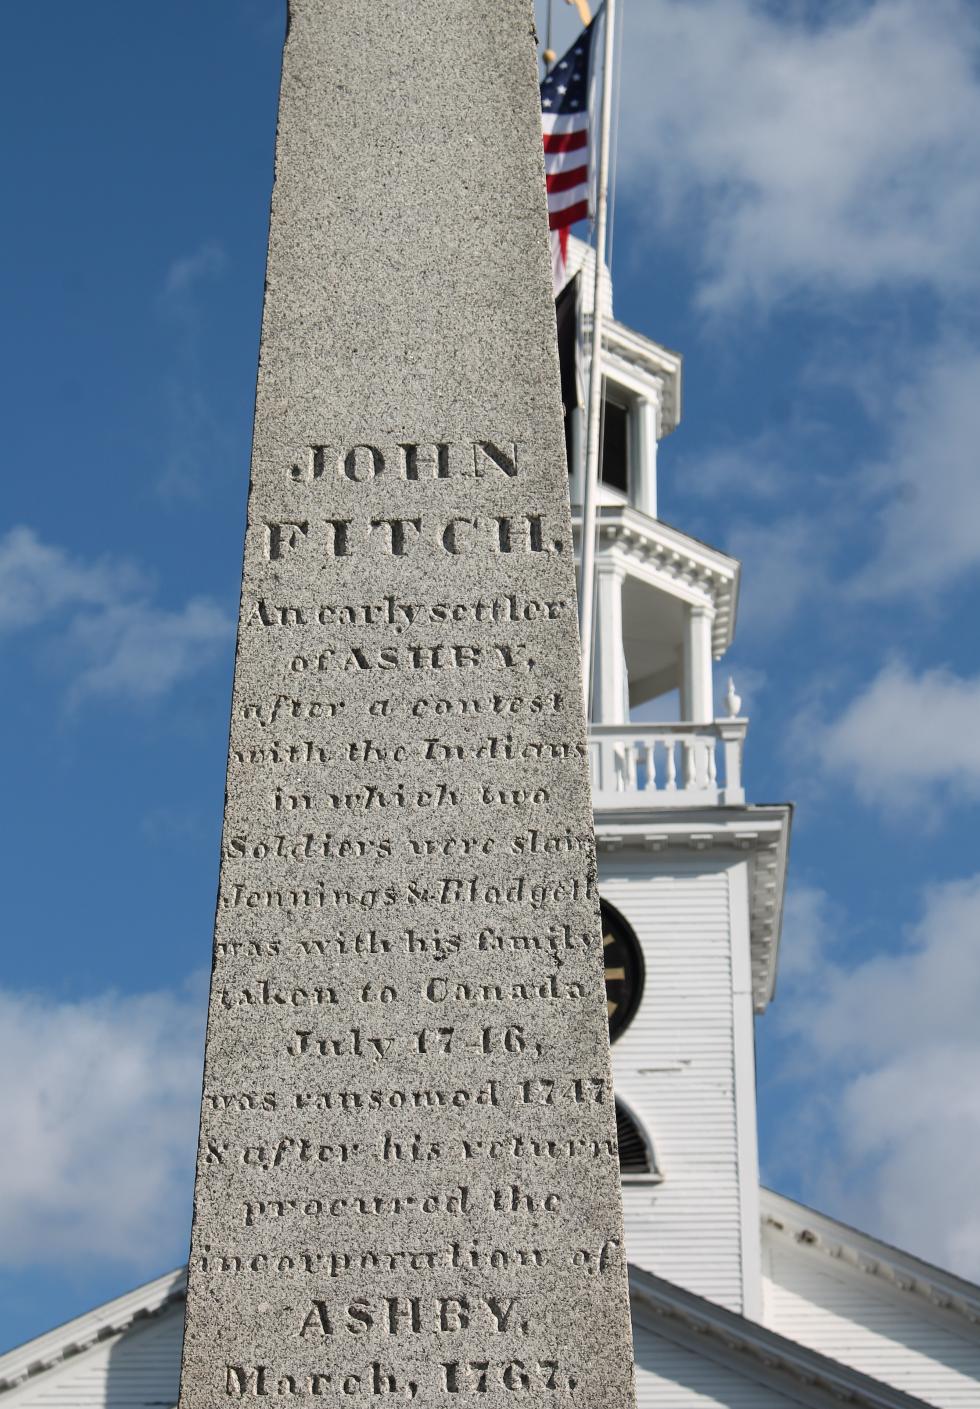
left=181, top=418, right=629, bottom=1401
left=177, top=7, right=635, bottom=1407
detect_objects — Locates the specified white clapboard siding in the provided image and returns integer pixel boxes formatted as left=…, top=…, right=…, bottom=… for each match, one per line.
left=633, top=1320, right=811, bottom=1409
left=763, top=1233, right=980, bottom=1408
left=5, top=1305, right=183, bottom=1408
left=602, top=859, right=746, bottom=1312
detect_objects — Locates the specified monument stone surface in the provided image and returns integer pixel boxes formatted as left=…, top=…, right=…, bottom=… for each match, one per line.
left=177, top=3, right=636, bottom=1404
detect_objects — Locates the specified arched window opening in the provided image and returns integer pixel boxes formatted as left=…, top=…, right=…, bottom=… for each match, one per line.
left=616, top=1100, right=656, bottom=1176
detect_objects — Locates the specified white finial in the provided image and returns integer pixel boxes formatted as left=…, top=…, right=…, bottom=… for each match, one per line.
left=724, top=677, right=742, bottom=718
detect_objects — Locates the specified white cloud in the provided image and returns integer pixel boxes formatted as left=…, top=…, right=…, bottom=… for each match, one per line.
left=162, top=241, right=225, bottom=305
left=790, top=876, right=980, bottom=1065
left=852, top=343, right=980, bottom=598
left=65, top=598, right=230, bottom=705
left=839, top=1043, right=980, bottom=1273
left=0, top=526, right=232, bottom=706
left=158, top=378, right=234, bottom=501
left=0, top=527, right=143, bottom=631
left=157, top=242, right=232, bottom=499
left=674, top=436, right=786, bottom=501
left=0, top=978, right=205, bottom=1268
left=726, top=514, right=826, bottom=637
left=776, top=883, right=836, bottom=985
left=679, top=342, right=980, bottom=618
left=812, top=660, right=980, bottom=809
left=776, top=875, right=980, bottom=1276
left=617, top=0, right=980, bottom=310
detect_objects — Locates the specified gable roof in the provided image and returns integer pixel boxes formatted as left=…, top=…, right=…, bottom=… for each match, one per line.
left=762, top=1189, right=980, bottom=1332
left=629, top=1264, right=936, bottom=1409
left=0, top=1267, right=185, bottom=1395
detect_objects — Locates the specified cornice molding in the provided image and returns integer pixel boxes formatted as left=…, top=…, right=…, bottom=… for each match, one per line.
left=762, top=1189, right=980, bottom=1332
left=0, top=1268, right=186, bottom=1394
left=628, top=1264, right=936, bottom=1409
left=594, top=804, right=792, bottom=1011
left=573, top=506, right=740, bottom=657
left=595, top=317, right=683, bottom=436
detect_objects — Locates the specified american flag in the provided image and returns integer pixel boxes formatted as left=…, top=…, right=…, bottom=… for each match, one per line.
left=541, top=16, right=600, bottom=292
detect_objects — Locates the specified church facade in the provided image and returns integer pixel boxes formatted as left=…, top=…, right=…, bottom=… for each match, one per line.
left=2, top=242, right=978, bottom=1409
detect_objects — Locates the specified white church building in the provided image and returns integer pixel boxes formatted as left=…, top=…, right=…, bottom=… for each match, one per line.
left=2, top=242, right=978, bottom=1409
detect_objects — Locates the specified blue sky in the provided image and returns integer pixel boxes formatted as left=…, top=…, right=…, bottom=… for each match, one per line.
left=3, top=0, right=980, bottom=1350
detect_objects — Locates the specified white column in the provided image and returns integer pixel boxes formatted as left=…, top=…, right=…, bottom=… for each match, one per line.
left=682, top=603, right=714, bottom=723
left=592, top=562, right=629, bottom=724
left=630, top=396, right=659, bottom=519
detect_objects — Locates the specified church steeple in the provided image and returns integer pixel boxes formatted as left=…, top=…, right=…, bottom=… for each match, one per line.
left=562, top=237, right=792, bottom=1321
left=562, top=239, right=739, bottom=743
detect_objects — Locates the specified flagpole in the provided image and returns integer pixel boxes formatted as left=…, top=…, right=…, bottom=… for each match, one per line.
left=577, top=0, right=615, bottom=716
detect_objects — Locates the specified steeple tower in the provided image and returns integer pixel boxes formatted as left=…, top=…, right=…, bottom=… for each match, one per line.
left=563, top=238, right=792, bottom=1319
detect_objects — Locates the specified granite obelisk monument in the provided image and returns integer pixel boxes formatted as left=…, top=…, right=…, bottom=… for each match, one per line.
left=177, top=4, right=636, bottom=1404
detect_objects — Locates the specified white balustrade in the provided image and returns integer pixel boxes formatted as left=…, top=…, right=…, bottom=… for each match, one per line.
left=588, top=720, right=747, bottom=806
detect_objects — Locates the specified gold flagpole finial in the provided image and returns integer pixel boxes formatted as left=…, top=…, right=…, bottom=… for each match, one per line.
left=564, top=0, right=593, bottom=24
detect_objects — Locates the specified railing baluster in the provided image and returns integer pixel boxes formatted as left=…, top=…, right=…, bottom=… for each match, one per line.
left=586, top=721, right=746, bottom=803
left=682, top=739, right=695, bottom=790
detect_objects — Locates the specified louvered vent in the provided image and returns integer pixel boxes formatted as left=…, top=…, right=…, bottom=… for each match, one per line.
left=616, top=1101, right=650, bottom=1174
